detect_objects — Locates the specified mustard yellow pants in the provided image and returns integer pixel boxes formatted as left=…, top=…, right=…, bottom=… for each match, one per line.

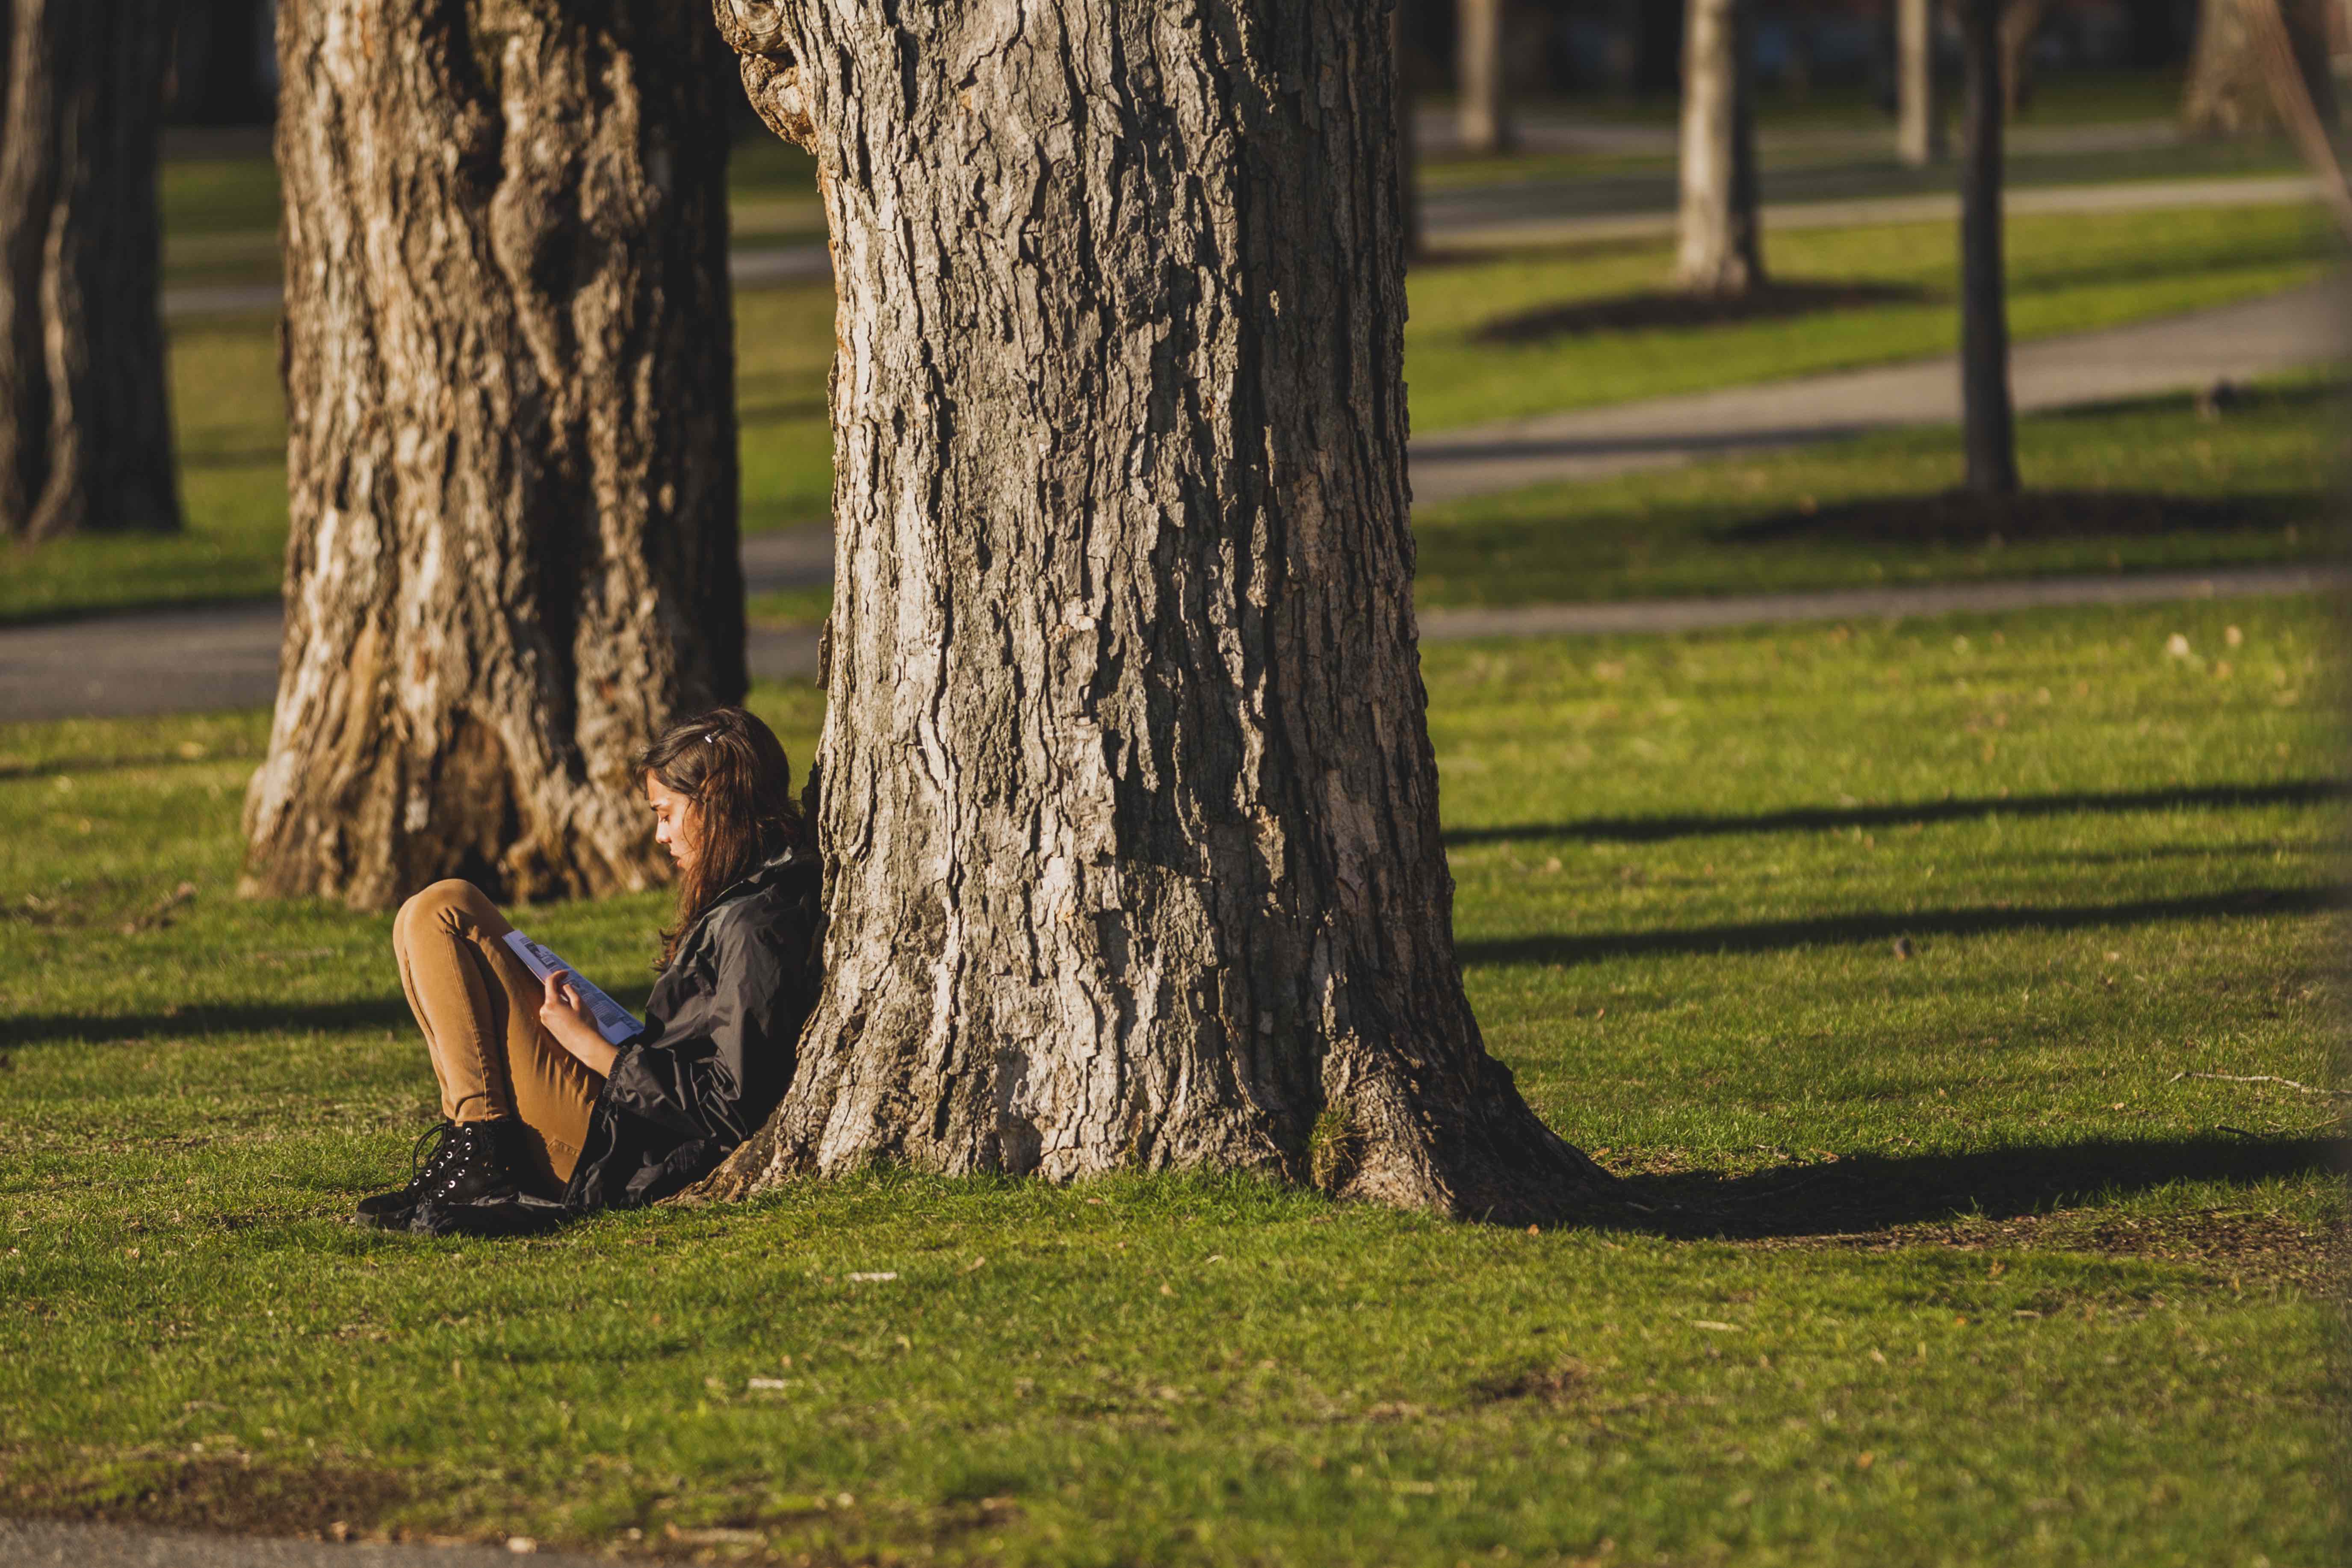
left=390, top=879, right=603, bottom=1193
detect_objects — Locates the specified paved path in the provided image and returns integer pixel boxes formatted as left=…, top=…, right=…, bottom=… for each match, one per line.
left=0, top=1518, right=625, bottom=1568
left=161, top=172, right=2323, bottom=322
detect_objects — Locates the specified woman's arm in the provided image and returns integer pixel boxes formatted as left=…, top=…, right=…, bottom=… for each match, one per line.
left=539, top=971, right=622, bottom=1077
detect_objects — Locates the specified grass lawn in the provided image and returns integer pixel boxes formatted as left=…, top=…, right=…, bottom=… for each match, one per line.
left=2, top=595, right=2344, bottom=1565
left=14, top=201, right=2335, bottom=629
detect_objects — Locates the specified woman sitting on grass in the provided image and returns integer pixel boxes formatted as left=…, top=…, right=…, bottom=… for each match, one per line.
left=357, top=706, right=823, bottom=1229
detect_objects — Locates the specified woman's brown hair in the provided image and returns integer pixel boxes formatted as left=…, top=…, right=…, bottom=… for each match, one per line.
left=637, top=706, right=804, bottom=969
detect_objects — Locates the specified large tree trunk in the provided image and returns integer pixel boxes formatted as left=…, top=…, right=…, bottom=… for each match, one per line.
left=241, top=0, right=745, bottom=910
left=0, top=0, right=181, bottom=543
left=701, top=0, right=1603, bottom=1221
left=2185, top=0, right=2337, bottom=137
left=1897, top=0, right=1945, bottom=165
left=1959, top=0, right=2018, bottom=496
left=1675, top=0, right=1764, bottom=295
left=1456, top=0, right=1513, bottom=156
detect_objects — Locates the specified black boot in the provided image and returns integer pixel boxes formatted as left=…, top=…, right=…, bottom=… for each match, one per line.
left=355, top=1120, right=461, bottom=1229
left=412, top=1118, right=523, bottom=1208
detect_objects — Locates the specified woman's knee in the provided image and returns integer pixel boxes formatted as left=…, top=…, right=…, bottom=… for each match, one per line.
left=395, top=878, right=496, bottom=945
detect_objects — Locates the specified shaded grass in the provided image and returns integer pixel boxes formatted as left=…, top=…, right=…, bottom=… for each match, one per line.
left=1, top=597, right=2345, bottom=1565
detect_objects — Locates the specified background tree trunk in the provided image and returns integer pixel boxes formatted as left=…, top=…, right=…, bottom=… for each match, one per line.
left=1897, top=0, right=1945, bottom=165
left=2185, top=0, right=2337, bottom=136
left=1959, top=0, right=2018, bottom=496
left=2000, top=0, right=2054, bottom=118
left=1675, top=0, right=1765, bottom=295
left=702, top=0, right=1602, bottom=1221
left=242, top=0, right=745, bottom=910
left=1456, top=0, right=1513, bottom=156
left=0, top=0, right=181, bottom=543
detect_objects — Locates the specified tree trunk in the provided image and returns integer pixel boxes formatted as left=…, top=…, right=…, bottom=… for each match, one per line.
left=1675, top=0, right=1764, bottom=295
left=1456, top=0, right=1513, bottom=155
left=2000, top=0, right=2054, bottom=119
left=242, top=0, right=745, bottom=910
left=0, top=0, right=181, bottom=543
left=2185, top=0, right=2337, bottom=137
left=1898, top=0, right=1945, bottom=165
left=700, top=0, right=1604, bottom=1221
left=1960, top=0, right=2018, bottom=496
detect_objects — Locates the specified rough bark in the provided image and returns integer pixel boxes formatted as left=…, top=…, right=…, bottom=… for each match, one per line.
left=0, top=0, right=181, bottom=543
left=242, top=0, right=745, bottom=910
left=700, top=0, right=1606, bottom=1222
left=1675, top=0, right=1764, bottom=295
left=1897, top=0, right=1944, bottom=165
left=1455, top=0, right=1513, bottom=156
left=2185, top=0, right=2336, bottom=137
left=1959, top=0, right=2018, bottom=496
left=1397, top=0, right=1423, bottom=260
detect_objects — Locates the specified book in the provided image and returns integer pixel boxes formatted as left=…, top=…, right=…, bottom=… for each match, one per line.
left=502, top=930, right=645, bottom=1048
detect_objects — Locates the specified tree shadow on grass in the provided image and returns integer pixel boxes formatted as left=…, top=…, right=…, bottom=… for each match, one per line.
left=1585, top=1135, right=2346, bottom=1242
left=0, top=998, right=418, bottom=1049
left=1471, top=280, right=1929, bottom=344
left=1458, top=886, right=2335, bottom=971
left=1445, top=780, right=2346, bottom=850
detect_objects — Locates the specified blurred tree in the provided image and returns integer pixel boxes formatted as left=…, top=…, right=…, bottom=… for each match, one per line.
left=173, top=0, right=272, bottom=124
left=0, top=0, right=181, bottom=543
left=1959, top=0, right=2018, bottom=495
left=1676, top=0, right=1764, bottom=294
left=2184, top=0, right=2336, bottom=136
left=242, top=0, right=745, bottom=909
left=2000, top=0, right=2054, bottom=116
left=1457, top=0, right=1514, bottom=154
left=1898, top=0, right=1945, bottom=165
left=699, top=0, right=1604, bottom=1218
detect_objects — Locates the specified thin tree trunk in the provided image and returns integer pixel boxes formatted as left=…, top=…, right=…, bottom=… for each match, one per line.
left=1960, top=0, right=2018, bottom=496
left=2000, top=0, right=2054, bottom=119
left=1898, top=0, right=1945, bottom=165
left=0, top=0, right=181, bottom=543
left=701, top=0, right=1605, bottom=1221
left=242, top=0, right=745, bottom=910
left=2185, top=0, right=2337, bottom=137
left=1456, top=0, right=1513, bottom=156
left=1675, top=0, right=1764, bottom=295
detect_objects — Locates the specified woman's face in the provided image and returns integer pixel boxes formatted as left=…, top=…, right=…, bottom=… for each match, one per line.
left=645, top=775, right=699, bottom=871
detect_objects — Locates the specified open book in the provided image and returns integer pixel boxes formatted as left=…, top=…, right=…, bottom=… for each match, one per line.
left=502, top=931, right=645, bottom=1048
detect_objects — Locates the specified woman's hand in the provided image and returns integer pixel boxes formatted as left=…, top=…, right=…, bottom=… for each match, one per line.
left=539, top=970, right=620, bottom=1077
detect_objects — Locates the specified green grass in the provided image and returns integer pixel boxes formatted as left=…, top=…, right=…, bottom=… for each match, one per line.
left=3, top=595, right=2344, bottom=1565
left=1408, top=379, right=2344, bottom=610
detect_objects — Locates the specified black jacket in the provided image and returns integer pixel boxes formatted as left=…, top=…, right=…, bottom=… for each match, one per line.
left=562, top=845, right=822, bottom=1211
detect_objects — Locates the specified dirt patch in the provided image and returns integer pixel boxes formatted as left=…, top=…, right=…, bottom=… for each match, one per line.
left=1726, top=488, right=2317, bottom=548
left=1474, top=280, right=1927, bottom=345
left=1468, top=1359, right=1591, bottom=1408
left=6, top=1455, right=420, bottom=1539
left=1809, top=1208, right=2349, bottom=1290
